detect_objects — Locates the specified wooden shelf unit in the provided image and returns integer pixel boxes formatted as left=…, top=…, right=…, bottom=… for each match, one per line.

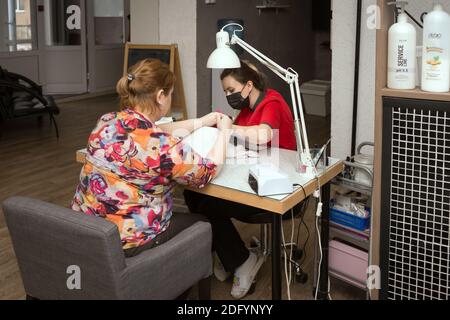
left=373, top=0, right=450, bottom=300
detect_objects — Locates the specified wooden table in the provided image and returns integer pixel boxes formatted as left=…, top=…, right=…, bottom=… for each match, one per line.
left=77, top=148, right=343, bottom=300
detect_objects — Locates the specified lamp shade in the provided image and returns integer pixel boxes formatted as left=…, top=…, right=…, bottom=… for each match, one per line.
left=207, top=31, right=241, bottom=69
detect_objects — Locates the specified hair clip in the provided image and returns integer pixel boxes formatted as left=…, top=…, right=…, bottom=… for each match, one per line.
left=127, top=73, right=135, bottom=82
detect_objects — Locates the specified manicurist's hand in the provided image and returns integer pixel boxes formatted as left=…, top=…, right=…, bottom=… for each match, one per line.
left=200, top=112, right=222, bottom=127
left=216, top=114, right=233, bottom=132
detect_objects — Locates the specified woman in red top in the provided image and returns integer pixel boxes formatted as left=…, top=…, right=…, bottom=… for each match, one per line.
left=223, top=61, right=297, bottom=151
left=184, top=60, right=297, bottom=299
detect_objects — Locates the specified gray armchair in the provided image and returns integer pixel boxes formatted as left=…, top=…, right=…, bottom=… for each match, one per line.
left=2, top=197, right=212, bottom=300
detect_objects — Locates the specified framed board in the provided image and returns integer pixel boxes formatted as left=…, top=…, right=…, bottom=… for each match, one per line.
left=123, top=43, right=187, bottom=120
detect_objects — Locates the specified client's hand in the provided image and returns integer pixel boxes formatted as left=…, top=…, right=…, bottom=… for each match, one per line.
left=207, top=114, right=233, bottom=170
left=200, top=112, right=221, bottom=127
left=217, top=114, right=233, bottom=132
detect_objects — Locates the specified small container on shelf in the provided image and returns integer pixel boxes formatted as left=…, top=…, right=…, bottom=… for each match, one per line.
left=330, top=186, right=371, bottom=232
left=329, top=240, right=369, bottom=288
left=330, top=206, right=371, bottom=232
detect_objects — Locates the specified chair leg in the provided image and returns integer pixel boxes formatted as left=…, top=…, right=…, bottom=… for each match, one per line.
left=198, top=276, right=211, bottom=300
left=49, top=114, right=59, bottom=140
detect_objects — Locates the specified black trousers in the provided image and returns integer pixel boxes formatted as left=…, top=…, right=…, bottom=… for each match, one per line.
left=184, top=190, right=263, bottom=273
left=124, top=212, right=207, bottom=258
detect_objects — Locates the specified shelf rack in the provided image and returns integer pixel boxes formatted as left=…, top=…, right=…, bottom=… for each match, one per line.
left=373, top=0, right=450, bottom=300
left=328, top=156, right=374, bottom=297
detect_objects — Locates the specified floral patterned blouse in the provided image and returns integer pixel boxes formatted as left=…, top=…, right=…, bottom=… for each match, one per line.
left=72, top=109, right=217, bottom=250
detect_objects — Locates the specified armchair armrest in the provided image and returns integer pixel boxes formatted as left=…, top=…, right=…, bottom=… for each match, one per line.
left=119, top=221, right=213, bottom=300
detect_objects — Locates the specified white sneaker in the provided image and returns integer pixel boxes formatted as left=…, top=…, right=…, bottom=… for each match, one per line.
left=231, top=252, right=264, bottom=299
left=214, top=253, right=231, bottom=282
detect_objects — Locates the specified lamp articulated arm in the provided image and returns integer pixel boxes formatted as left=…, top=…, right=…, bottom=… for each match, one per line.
left=230, top=35, right=312, bottom=167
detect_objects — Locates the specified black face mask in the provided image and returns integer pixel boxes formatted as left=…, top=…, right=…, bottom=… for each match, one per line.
left=226, top=91, right=250, bottom=110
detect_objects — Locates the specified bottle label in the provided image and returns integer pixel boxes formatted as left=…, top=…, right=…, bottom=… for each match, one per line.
left=397, top=44, right=408, bottom=68
left=388, top=43, right=416, bottom=76
left=424, top=47, right=444, bottom=80
left=423, top=33, right=446, bottom=81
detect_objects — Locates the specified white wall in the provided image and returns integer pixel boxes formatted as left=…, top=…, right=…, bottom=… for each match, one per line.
left=130, top=0, right=197, bottom=119
left=130, top=0, right=159, bottom=44
left=159, top=0, right=197, bottom=119
left=331, top=0, right=376, bottom=160
left=331, top=0, right=450, bottom=160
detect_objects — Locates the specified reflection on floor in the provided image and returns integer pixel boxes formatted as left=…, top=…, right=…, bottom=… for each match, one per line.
left=0, top=95, right=365, bottom=300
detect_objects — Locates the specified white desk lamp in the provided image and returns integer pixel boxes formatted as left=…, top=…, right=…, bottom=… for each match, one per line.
left=207, top=23, right=314, bottom=174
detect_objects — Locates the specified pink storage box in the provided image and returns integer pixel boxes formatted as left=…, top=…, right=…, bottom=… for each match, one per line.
left=329, top=240, right=368, bottom=285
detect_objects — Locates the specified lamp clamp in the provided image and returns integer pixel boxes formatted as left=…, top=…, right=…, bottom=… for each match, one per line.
left=285, top=69, right=298, bottom=84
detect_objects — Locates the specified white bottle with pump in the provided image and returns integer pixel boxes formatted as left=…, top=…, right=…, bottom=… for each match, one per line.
left=421, top=2, right=450, bottom=93
left=388, top=1, right=417, bottom=90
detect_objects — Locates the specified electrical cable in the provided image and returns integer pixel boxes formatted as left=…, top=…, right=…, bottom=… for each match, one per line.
left=392, top=3, right=424, bottom=29
left=313, top=176, right=332, bottom=300
left=281, top=208, right=295, bottom=300
left=293, top=183, right=308, bottom=247
left=351, top=0, right=363, bottom=156
left=404, top=10, right=423, bottom=28
left=302, top=137, right=337, bottom=301
left=293, top=183, right=310, bottom=267
left=295, top=196, right=310, bottom=266
left=420, top=12, right=428, bottom=24
left=328, top=277, right=333, bottom=300
left=281, top=223, right=290, bottom=300
left=314, top=208, right=323, bottom=300
left=293, top=183, right=307, bottom=201
left=295, top=144, right=331, bottom=300
left=299, top=210, right=310, bottom=266
left=295, top=197, right=309, bottom=244
left=289, top=209, right=294, bottom=285
left=311, top=148, right=332, bottom=301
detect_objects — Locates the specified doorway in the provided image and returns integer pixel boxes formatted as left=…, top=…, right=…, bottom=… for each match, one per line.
left=39, top=0, right=88, bottom=94
left=39, top=0, right=130, bottom=94
left=38, top=0, right=130, bottom=95
left=0, top=0, right=130, bottom=95
left=86, top=0, right=130, bottom=94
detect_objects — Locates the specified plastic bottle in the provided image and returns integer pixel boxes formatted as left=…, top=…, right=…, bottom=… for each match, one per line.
left=388, top=1, right=417, bottom=90
left=421, top=2, right=450, bottom=93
